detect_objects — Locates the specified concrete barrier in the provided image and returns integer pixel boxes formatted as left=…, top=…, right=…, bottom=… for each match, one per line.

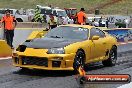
left=0, top=28, right=46, bottom=48
left=0, top=22, right=46, bottom=28
left=0, top=28, right=46, bottom=57
left=16, top=22, right=43, bottom=28
left=13, top=28, right=47, bottom=47
left=0, top=40, right=12, bottom=57
left=0, top=28, right=47, bottom=57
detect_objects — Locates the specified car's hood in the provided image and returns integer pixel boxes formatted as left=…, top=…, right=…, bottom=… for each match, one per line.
left=22, top=38, right=84, bottom=49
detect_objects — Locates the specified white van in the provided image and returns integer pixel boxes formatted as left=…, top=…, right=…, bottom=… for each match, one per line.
left=0, top=8, right=31, bottom=22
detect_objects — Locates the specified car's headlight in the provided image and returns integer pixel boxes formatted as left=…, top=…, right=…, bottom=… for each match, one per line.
left=47, top=48, right=65, bottom=54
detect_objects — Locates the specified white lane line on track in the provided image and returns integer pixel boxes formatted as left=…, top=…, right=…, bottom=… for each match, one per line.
left=0, top=57, right=12, bottom=60
left=119, top=42, right=132, bottom=45
left=117, top=82, right=132, bottom=88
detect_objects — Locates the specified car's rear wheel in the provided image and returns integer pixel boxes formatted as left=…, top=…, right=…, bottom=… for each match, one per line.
left=73, top=50, right=85, bottom=73
left=102, top=46, right=117, bottom=66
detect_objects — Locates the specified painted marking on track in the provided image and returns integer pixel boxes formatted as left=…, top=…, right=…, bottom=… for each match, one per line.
left=119, top=42, right=132, bottom=45
left=0, top=57, right=11, bottom=60
left=117, top=82, right=132, bottom=88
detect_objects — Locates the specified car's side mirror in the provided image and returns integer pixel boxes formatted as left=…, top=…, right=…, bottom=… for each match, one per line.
left=92, top=36, right=100, bottom=40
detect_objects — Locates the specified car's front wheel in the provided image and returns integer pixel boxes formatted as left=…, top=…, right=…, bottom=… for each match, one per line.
left=73, top=50, right=85, bottom=73
left=102, top=46, right=117, bottom=66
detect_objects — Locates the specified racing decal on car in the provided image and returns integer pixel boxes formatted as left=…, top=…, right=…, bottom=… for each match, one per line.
left=73, top=28, right=88, bottom=32
left=78, top=28, right=87, bottom=31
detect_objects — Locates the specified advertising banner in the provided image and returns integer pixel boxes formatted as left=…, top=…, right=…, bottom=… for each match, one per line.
left=104, top=29, right=132, bottom=43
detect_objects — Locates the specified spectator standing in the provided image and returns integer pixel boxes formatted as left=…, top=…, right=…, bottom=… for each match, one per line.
left=0, top=9, right=17, bottom=49
left=106, top=17, right=109, bottom=28
left=57, top=16, right=64, bottom=25
left=91, top=18, right=95, bottom=26
left=99, top=16, right=102, bottom=27
left=77, top=8, right=87, bottom=25
left=43, top=14, right=47, bottom=23
left=125, top=17, right=130, bottom=28
left=48, top=14, right=57, bottom=29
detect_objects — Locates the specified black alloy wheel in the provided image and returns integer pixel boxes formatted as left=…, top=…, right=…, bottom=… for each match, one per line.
left=73, top=50, right=85, bottom=73
left=102, top=46, right=117, bottom=66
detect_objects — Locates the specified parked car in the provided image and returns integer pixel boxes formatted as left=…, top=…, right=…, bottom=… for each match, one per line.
left=13, top=24, right=117, bottom=71
left=86, top=16, right=107, bottom=27
left=0, top=8, right=32, bottom=22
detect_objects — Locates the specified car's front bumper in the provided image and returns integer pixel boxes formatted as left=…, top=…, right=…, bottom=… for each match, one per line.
left=12, top=53, right=76, bottom=70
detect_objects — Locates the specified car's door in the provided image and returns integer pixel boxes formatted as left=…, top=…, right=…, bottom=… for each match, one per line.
left=89, top=28, right=107, bottom=60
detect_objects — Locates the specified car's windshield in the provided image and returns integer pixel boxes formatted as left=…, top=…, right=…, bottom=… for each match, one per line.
left=65, top=10, right=70, bottom=15
left=44, top=26, right=89, bottom=40
left=41, top=9, right=52, bottom=15
left=71, top=9, right=77, bottom=15
left=0, top=10, right=5, bottom=14
left=94, top=18, right=100, bottom=22
left=0, top=10, right=13, bottom=14
left=57, top=11, right=67, bottom=17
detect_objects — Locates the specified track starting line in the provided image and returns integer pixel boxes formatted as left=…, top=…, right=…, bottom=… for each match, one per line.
left=0, top=57, right=12, bottom=60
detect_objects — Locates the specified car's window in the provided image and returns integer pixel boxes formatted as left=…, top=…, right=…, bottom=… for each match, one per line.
left=44, top=26, right=89, bottom=40
left=10, top=10, right=13, bottom=14
left=0, top=10, right=5, bottom=14
left=45, top=9, right=52, bottom=15
left=53, top=10, right=57, bottom=16
left=90, top=28, right=105, bottom=39
left=65, top=10, right=70, bottom=15
left=0, top=10, right=13, bottom=14
left=57, top=11, right=67, bottom=17
left=71, top=9, right=76, bottom=15
left=41, top=9, right=46, bottom=14
left=41, top=9, right=52, bottom=15
left=94, top=18, right=100, bottom=22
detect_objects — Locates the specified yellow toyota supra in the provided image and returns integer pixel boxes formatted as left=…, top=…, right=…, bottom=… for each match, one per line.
left=13, top=24, right=117, bottom=71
